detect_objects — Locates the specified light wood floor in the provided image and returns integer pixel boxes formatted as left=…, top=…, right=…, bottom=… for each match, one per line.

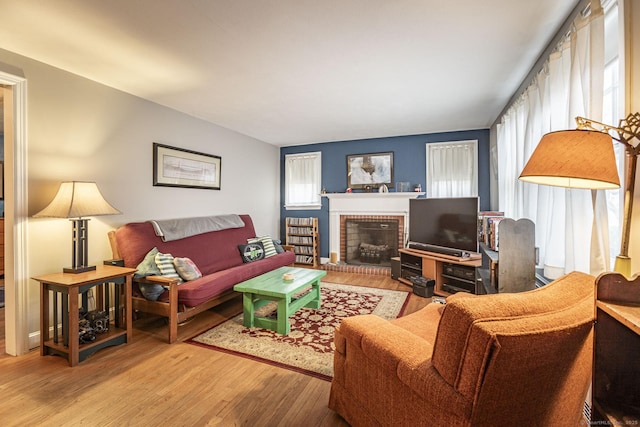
left=0, top=271, right=430, bottom=426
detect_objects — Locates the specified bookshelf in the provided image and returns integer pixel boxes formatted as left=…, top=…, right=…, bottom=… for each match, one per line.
left=285, top=217, right=319, bottom=267
left=477, top=218, right=536, bottom=294
left=591, top=272, right=640, bottom=424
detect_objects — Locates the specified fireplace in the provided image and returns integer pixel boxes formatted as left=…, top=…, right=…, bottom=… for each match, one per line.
left=321, top=192, right=423, bottom=275
left=344, top=218, right=400, bottom=266
left=340, top=215, right=404, bottom=267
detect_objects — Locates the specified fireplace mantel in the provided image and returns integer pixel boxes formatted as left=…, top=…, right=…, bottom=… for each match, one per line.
left=322, top=192, right=425, bottom=199
left=323, top=192, right=424, bottom=263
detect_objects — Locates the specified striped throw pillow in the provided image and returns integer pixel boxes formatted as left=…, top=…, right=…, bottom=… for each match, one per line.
left=248, top=235, right=277, bottom=258
left=155, top=252, right=183, bottom=284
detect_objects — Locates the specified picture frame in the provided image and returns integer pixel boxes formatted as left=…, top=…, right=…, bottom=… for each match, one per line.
left=347, top=151, right=394, bottom=190
left=153, top=143, right=221, bottom=190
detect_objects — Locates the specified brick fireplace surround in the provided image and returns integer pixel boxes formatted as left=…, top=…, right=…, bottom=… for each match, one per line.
left=321, top=192, right=423, bottom=276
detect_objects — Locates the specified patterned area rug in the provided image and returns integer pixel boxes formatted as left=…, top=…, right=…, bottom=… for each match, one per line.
left=188, top=282, right=410, bottom=380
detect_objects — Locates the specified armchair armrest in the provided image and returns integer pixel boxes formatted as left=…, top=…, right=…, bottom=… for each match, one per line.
left=338, top=315, right=433, bottom=372
left=337, top=314, right=471, bottom=417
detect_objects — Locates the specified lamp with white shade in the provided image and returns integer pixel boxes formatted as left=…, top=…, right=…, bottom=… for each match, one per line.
left=33, top=181, right=121, bottom=273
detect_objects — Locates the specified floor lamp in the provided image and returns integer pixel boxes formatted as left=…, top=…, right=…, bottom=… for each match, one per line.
left=33, top=181, right=122, bottom=273
left=519, top=112, right=640, bottom=277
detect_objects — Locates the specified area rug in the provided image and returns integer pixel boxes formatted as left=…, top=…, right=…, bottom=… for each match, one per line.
left=188, top=282, right=410, bottom=380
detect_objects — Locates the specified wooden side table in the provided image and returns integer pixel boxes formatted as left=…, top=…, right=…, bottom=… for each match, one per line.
left=33, top=265, right=136, bottom=366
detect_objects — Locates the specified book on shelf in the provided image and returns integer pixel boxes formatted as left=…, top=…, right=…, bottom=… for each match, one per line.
left=287, top=217, right=316, bottom=226
left=477, top=211, right=504, bottom=250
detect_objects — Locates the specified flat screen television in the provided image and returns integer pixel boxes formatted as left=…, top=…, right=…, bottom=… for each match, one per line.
left=408, top=197, right=479, bottom=256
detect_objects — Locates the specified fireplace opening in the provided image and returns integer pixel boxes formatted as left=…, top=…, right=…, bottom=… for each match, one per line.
left=345, top=219, right=400, bottom=267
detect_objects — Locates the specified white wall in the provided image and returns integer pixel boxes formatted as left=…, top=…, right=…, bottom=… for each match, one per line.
left=0, top=48, right=282, bottom=346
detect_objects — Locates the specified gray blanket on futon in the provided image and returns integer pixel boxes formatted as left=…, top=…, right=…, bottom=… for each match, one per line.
left=149, top=214, right=245, bottom=241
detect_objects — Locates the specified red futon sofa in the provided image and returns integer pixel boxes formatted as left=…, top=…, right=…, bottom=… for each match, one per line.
left=109, top=214, right=295, bottom=343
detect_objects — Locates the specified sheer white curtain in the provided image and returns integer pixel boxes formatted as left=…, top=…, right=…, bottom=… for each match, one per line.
left=426, top=140, right=478, bottom=197
left=497, top=1, right=608, bottom=278
left=284, top=152, right=322, bottom=209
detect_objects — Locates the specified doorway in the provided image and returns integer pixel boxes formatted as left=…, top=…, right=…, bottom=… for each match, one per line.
left=0, top=70, right=28, bottom=356
left=0, top=86, right=4, bottom=354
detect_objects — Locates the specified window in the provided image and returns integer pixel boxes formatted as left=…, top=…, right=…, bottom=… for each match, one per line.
left=284, top=152, right=322, bottom=210
left=426, top=140, right=478, bottom=197
left=602, top=0, right=622, bottom=269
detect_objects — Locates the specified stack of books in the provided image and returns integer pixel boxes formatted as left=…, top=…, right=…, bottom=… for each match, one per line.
left=477, top=211, right=505, bottom=251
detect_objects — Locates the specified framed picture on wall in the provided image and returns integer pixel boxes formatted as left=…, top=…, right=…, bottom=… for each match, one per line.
left=153, top=143, right=222, bottom=190
left=347, top=151, right=394, bottom=189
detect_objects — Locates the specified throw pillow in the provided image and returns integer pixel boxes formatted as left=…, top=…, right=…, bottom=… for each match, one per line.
left=272, top=239, right=285, bottom=254
left=173, top=257, right=203, bottom=281
left=154, top=252, right=183, bottom=284
left=248, top=235, right=277, bottom=258
left=238, top=242, right=265, bottom=263
left=134, top=247, right=162, bottom=278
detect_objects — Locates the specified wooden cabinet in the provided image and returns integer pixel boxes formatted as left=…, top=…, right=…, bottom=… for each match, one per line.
left=285, top=217, right=319, bottom=267
left=592, top=272, right=640, bottom=423
left=399, top=248, right=481, bottom=296
left=477, top=218, right=536, bottom=294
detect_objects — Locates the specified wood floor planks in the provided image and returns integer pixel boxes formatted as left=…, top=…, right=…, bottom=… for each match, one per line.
left=0, top=270, right=428, bottom=426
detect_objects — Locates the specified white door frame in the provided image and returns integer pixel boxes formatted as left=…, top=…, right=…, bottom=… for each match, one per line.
left=1, top=69, right=29, bottom=356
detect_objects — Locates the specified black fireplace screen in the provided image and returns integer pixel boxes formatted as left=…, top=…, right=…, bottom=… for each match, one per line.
left=345, top=219, right=400, bottom=266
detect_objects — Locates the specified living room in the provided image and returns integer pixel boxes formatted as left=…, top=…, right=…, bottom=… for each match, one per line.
left=0, top=0, right=639, bottom=425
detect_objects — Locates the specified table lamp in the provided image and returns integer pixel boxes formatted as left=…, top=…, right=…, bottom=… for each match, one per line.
left=33, top=181, right=122, bottom=273
left=519, top=112, right=640, bottom=276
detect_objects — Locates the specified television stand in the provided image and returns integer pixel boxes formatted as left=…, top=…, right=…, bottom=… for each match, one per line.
left=399, top=248, right=482, bottom=296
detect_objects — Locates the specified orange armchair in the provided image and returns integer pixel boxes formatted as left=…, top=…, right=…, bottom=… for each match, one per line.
left=329, top=271, right=595, bottom=426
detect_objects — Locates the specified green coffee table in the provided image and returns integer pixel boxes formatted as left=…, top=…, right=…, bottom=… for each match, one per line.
left=233, top=266, right=327, bottom=335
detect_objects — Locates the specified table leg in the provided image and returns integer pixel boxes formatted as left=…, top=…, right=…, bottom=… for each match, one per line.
left=40, top=284, right=49, bottom=356
left=53, top=292, right=58, bottom=344
left=124, top=274, right=132, bottom=342
left=242, top=293, right=255, bottom=328
left=306, top=279, right=322, bottom=309
left=62, top=293, right=68, bottom=347
left=68, top=288, right=80, bottom=367
left=276, top=297, right=291, bottom=335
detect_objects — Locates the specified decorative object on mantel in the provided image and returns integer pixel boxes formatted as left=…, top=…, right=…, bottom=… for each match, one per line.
left=33, top=181, right=122, bottom=273
left=378, top=184, right=388, bottom=193
left=519, top=112, right=640, bottom=277
left=153, top=142, right=222, bottom=190
left=396, top=181, right=410, bottom=192
left=347, top=151, right=393, bottom=190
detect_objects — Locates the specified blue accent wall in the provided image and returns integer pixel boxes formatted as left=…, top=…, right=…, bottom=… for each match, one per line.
left=280, top=129, right=491, bottom=258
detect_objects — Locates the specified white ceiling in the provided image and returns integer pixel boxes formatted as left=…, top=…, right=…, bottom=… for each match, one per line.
left=0, top=0, right=579, bottom=146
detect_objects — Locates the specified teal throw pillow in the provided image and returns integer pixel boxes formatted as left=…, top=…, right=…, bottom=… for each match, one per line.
left=134, top=247, right=162, bottom=278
